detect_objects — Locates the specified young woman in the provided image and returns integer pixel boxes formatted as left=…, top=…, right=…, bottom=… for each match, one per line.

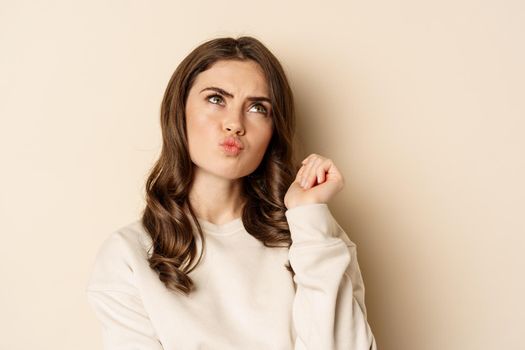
left=86, top=36, right=377, bottom=350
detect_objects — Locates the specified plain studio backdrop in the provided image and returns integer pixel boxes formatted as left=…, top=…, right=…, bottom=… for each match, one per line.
left=1, top=1, right=523, bottom=349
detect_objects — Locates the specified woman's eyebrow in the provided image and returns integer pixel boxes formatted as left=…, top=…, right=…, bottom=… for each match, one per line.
left=200, top=86, right=272, bottom=103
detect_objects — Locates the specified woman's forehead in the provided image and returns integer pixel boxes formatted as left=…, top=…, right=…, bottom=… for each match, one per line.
left=193, top=60, right=269, bottom=96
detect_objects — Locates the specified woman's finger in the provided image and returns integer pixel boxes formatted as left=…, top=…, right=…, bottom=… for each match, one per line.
left=316, top=159, right=329, bottom=184
left=301, top=153, right=319, bottom=165
left=296, top=165, right=306, bottom=183
left=303, top=156, right=324, bottom=188
left=301, top=156, right=316, bottom=187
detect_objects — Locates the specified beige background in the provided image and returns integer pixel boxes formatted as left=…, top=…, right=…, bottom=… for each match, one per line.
left=1, top=0, right=524, bottom=349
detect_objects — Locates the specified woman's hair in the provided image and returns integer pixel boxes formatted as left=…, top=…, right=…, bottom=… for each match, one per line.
left=141, top=36, right=298, bottom=296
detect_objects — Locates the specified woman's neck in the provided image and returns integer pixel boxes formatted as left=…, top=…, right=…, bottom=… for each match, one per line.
left=187, top=171, right=246, bottom=225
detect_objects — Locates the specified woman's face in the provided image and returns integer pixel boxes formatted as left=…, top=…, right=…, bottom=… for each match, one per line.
left=185, top=59, right=274, bottom=180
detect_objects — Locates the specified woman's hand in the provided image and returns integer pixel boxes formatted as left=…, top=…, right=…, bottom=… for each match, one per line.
left=284, top=153, right=345, bottom=210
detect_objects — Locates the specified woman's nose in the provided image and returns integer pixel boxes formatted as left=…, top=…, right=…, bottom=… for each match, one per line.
left=223, top=108, right=245, bottom=135
left=224, top=123, right=245, bottom=135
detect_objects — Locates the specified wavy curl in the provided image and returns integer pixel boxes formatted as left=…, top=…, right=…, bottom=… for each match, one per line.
left=141, top=36, right=299, bottom=296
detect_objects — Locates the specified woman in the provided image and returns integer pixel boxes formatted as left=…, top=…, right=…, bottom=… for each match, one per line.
left=86, top=36, right=377, bottom=350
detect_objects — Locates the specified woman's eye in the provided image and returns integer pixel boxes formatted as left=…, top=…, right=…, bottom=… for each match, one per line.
left=250, top=103, right=268, bottom=114
left=207, top=95, right=268, bottom=115
left=207, top=95, right=223, bottom=105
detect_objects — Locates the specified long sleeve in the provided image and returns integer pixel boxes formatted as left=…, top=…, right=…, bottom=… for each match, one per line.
left=86, top=232, right=164, bottom=350
left=285, top=203, right=377, bottom=350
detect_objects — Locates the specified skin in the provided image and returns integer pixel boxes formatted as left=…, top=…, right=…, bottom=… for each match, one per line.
left=284, top=153, right=346, bottom=210
left=184, top=59, right=346, bottom=225
left=185, top=59, right=274, bottom=225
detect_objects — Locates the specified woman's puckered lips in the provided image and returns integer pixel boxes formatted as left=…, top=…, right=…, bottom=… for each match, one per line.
left=219, top=136, right=244, bottom=149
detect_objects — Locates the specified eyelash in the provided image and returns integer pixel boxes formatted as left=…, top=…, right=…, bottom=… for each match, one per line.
left=206, top=94, right=269, bottom=115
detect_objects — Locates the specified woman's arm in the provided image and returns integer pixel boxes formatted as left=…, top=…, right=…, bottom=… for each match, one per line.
left=286, top=203, right=377, bottom=350
left=86, top=232, right=164, bottom=350
left=86, top=289, right=164, bottom=350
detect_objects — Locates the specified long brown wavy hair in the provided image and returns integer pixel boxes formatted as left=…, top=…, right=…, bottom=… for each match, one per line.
left=141, top=36, right=298, bottom=296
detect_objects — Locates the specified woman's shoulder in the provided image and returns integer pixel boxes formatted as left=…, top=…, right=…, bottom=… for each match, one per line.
left=85, top=219, right=154, bottom=294
left=100, top=219, right=154, bottom=260
left=114, top=219, right=154, bottom=253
